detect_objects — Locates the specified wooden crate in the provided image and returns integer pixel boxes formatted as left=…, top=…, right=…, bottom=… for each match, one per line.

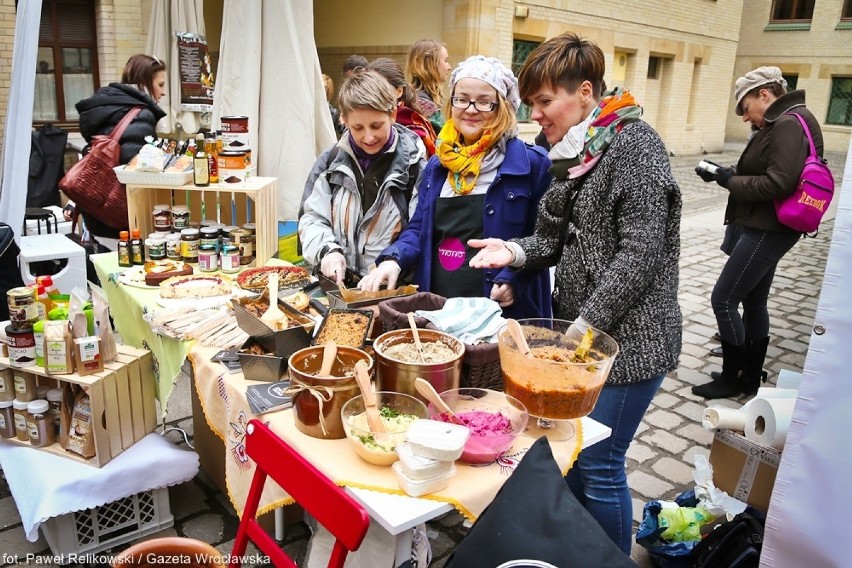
left=0, top=344, right=157, bottom=467
left=125, top=177, right=279, bottom=263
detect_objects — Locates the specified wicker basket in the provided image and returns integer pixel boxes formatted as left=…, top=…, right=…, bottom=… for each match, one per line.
left=378, top=292, right=504, bottom=391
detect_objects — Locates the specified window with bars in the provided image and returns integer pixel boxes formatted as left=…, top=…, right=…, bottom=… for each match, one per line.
left=33, top=0, right=99, bottom=125
left=512, top=39, right=540, bottom=123
left=826, top=77, right=852, bottom=126
left=770, top=0, right=815, bottom=21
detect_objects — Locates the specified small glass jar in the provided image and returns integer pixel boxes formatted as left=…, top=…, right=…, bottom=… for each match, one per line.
left=47, top=387, right=63, bottom=438
left=0, top=368, right=13, bottom=402
left=0, top=400, right=15, bottom=438
left=166, top=233, right=182, bottom=260
left=220, top=245, right=241, bottom=273
left=12, top=399, right=29, bottom=441
left=230, top=229, right=254, bottom=265
left=221, top=225, right=239, bottom=245
left=13, top=370, right=36, bottom=402
left=171, top=205, right=191, bottom=230
left=6, top=324, right=36, bottom=368
left=26, top=399, right=55, bottom=448
left=180, top=228, right=200, bottom=263
left=146, top=237, right=167, bottom=260
left=200, top=226, right=220, bottom=252
left=242, top=222, right=256, bottom=235
left=152, top=204, right=172, bottom=232
left=198, top=245, right=218, bottom=272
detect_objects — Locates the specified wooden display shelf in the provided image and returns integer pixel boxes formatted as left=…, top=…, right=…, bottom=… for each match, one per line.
left=125, top=176, right=279, bottom=263
left=0, top=344, right=157, bottom=467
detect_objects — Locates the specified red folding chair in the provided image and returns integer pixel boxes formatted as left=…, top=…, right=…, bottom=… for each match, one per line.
left=229, top=419, right=370, bottom=568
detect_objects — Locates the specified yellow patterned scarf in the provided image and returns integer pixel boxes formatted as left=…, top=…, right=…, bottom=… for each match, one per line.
left=436, top=119, right=497, bottom=195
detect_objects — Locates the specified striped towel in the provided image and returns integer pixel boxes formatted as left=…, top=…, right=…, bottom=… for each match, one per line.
left=415, top=297, right=506, bottom=344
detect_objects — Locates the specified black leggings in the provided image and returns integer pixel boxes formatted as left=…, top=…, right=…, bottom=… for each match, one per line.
left=711, top=226, right=801, bottom=346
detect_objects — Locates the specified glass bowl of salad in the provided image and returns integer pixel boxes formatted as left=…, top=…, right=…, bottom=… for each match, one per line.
left=341, top=391, right=428, bottom=466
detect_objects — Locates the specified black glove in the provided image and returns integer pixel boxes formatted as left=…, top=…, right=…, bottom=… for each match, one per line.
left=695, top=160, right=722, bottom=183
left=715, top=167, right=733, bottom=188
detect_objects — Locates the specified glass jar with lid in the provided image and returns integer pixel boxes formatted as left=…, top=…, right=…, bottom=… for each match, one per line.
left=171, top=205, right=191, bottom=230
left=152, top=204, right=172, bottom=232
left=180, top=228, right=200, bottom=263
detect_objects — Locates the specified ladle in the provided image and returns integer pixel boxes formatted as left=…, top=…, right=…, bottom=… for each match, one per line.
left=505, top=318, right=531, bottom=357
left=407, top=312, right=426, bottom=363
left=354, top=360, right=387, bottom=436
left=260, top=272, right=284, bottom=328
left=414, top=378, right=465, bottom=426
left=318, top=340, right=337, bottom=377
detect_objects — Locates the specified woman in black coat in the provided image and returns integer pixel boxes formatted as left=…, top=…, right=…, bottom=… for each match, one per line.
left=72, top=54, right=167, bottom=248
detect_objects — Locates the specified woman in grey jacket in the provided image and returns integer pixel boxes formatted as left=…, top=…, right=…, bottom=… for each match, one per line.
left=469, top=33, right=682, bottom=554
left=299, top=70, right=426, bottom=281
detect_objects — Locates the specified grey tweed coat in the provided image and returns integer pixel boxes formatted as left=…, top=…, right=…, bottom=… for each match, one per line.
left=514, top=120, right=682, bottom=385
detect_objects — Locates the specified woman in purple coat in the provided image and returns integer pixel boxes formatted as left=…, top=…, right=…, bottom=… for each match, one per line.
left=359, top=55, right=552, bottom=319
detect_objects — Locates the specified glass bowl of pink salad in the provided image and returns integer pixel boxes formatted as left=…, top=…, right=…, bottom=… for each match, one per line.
left=427, top=388, right=529, bottom=464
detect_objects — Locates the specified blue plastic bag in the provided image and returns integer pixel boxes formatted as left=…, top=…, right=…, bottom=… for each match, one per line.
left=636, top=490, right=701, bottom=568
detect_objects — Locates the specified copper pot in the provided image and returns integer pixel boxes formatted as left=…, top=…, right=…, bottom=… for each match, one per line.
left=287, top=345, right=373, bottom=439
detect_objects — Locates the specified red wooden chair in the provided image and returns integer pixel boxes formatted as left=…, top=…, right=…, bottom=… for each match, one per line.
left=229, top=419, right=370, bottom=568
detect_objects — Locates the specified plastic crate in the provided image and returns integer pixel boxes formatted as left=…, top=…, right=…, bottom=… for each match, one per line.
left=41, top=487, right=173, bottom=563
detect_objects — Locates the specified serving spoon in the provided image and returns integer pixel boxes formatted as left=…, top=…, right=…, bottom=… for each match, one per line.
left=414, top=378, right=465, bottom=426
left=407, top=312, right=426, bottom=363
left=260, top=272, right=285, bottom=329
left=354, top=360, right=387, bottom=437
left=318, top=339, right=337, bottom=377
left=505, top=318, right=531, bottom=357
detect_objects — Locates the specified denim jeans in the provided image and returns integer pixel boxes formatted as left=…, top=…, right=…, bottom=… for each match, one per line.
left=711, top=227, right=801, bottom=345
left=566, top=374, right=665, bottom=555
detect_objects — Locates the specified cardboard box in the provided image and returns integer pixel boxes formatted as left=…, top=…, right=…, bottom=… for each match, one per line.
left=708, top=429, right=782, bottom=513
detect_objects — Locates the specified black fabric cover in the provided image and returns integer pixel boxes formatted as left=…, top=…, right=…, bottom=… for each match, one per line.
left=28, top=124, right=67, bottom=208
left=0, top=223, right=25, bottom=320
left=445, top=437, right=638, bottom=568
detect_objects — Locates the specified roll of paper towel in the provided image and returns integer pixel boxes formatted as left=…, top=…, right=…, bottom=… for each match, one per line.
left=745, top=397, right=797, bottom=450
left=756, top=387, right=798, bottom=399
left=702, top=406, right=747, bottom=431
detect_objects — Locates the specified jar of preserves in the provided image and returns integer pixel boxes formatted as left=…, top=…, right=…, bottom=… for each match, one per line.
left=180, top=228, right=200, bottom=263
left=198, top=245, right=218, bottom=272
left=200, top=226, right=219, bottom=252
left=166, top=233, right=182, bottom=260
left=220, top=245, right=241, bottom=273
left=171, top=205, right=191, bottom=230
left=147, top=236, right=167, bottom=260
left=152, top=204, right=172, bottom=232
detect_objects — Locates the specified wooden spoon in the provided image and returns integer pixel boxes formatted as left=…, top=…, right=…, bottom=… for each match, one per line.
left=407, top=312, right=426, bottom=363
left=318, top=340, right=337, bottom=377
left=414, top=378, right=465, bottom=426
left=505, top=318, right=531, bottom=357
left=260, top=272, right=284, bottom=328
left=354, top=360, right=387, bottom=436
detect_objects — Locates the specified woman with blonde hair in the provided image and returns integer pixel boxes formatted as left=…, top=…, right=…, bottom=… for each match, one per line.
left=406, top=39, right=452, bottom=132
left=360, top=56, right=552, bottom=319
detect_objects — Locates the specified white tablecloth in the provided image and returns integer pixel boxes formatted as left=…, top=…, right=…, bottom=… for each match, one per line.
left=0, top=433, right=199, bottom=541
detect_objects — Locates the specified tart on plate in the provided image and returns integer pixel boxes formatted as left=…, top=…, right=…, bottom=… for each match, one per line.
left=236, top=265, right=311, bottom=292
left=159, top=273, right=233, bottom=298
left=143, top=259, right=193, bottom=286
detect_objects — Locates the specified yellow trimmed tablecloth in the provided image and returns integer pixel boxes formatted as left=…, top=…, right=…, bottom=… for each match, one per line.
left=92, top=252, right=193, bottom=411
left=189, top=344, right=583, bottom=521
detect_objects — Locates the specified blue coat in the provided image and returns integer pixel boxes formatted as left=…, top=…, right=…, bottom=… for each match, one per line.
left=377, top=137, right=553, bottom=319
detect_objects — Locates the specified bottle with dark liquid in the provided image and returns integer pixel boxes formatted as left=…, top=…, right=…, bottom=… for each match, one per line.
left=130, top=229, right=144, bottom=265
left=118, top=231, right=132, bottom=267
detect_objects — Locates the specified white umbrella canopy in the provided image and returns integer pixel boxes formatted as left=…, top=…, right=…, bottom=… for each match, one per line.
left=0, top=0, right=42, bottom=242
left=145, top=0, right=206, bottom=136
left=213, top=0, right=335, bottom=220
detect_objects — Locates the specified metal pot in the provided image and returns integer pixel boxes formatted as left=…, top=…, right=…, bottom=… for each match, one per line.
left=288, top=345, right=373, bottom=439
left=373, top=328, right=465, bottom=404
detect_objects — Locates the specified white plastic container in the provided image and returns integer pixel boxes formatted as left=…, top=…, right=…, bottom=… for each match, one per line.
left=405, top=419, right=470, bottom=462
left=396, top=442, right=455, bottom=480
left=392, top=461, right=456, bottom=497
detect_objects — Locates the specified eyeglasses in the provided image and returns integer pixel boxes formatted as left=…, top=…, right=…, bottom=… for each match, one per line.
left=451, top=97, right=498, bottom=112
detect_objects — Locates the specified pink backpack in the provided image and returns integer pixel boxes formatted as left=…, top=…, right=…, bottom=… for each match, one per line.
left=774, top=112, right=834, bottom=233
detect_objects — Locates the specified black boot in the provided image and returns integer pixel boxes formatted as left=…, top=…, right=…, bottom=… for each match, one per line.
left=741, top=337, right=770, bottom=395
left=693, top=341, right=745, bottom=399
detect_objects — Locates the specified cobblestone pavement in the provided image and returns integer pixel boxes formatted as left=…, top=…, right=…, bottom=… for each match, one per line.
left=0, top=146, right=846, bottom=567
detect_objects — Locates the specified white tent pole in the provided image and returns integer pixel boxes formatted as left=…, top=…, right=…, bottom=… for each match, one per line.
left=0, top=0, right=43, bottom=242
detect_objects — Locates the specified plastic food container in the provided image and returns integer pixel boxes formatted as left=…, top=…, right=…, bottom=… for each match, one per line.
left=392, top=461, right=456, bottom=497
left=405, top=419, right=470, bottom=462
left=396, top=442, right=455, bottom=480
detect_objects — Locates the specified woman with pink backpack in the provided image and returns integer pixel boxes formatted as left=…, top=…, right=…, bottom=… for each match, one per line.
left=691, top=66, right=826, bottom=399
